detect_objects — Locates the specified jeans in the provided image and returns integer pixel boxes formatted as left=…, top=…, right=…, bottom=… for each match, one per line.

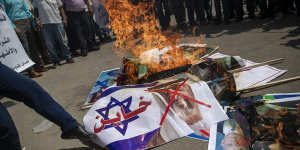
left=16, top=22, right=43, bottom=72
left=66, top=11, right=95, bottom=51
left=41, top=23, right=72, bottom=63
left=0, top=63, right=78, bottom=150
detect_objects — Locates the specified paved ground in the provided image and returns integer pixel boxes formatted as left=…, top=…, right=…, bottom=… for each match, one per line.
left=2, top=14, right=300, bottom=150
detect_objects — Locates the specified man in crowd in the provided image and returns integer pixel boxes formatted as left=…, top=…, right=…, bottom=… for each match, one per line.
left=32, top=0, right=74, bottom=67
left=62, top=0, right=99, bottom=57
left=0, top=0, right=46, bottom=78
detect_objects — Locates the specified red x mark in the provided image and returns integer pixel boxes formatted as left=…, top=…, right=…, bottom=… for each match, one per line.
left=146, top=78, right=211, bottom=126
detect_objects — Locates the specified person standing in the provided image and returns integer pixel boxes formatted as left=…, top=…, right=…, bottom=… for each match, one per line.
left=0, top=0, right=45, bottom=78
left=32, top=0, right=74, bottom=67
left=62, top=0, right=99, bottom=57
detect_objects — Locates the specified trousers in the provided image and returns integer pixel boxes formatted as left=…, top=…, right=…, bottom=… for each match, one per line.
left=0, top=63, right=78, bottom=150
left=41, top=23, right=72, bottom=63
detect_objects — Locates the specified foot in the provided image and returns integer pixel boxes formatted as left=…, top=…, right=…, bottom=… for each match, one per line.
left=53, top=61, right=62, bottom=68
left=36, top=67, right=48, bottom=73
left=29, top=71, right=42, bottom=78
left=66, top=58, right=74, bottom=64
left=81, top=49, right=88, bottom=57
left=61, top=125, right=101, bottom=149
left=88, top=45, right=99, bottom=51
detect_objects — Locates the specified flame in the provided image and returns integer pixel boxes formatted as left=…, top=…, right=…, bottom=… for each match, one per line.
left=105, top=0, right=203, bottom=74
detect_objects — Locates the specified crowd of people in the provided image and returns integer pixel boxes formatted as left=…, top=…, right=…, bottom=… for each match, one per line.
left=1, top=0, right=300, bottom=79
left=154, top=0, right=300, bottom=31
left=0, top=0, right=113, bottom=78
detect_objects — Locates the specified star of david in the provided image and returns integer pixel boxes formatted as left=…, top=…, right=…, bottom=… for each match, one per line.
left=95, top=96, right=139, bottom=136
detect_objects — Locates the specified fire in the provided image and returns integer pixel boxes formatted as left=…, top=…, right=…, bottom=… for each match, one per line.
left=105, top=0, right=204, bottom=74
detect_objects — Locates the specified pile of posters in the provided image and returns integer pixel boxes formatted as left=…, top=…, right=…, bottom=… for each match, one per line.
left=83, top=52, right=291, bottom=150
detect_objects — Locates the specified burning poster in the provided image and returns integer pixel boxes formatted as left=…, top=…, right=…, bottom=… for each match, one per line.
left=84, top=68, right=120, bottom=105
left=83, top=80, right=228, bottom=150
left=208, top=106, right=251, bottom=150
left=209, top=93, right=300, bottom=150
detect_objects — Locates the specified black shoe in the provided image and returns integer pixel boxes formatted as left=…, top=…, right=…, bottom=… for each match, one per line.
left=53, top=61, right=62, bottom=67
left=81, top=49, right=88, bottom=57
left=61, top=125, right=102, bottom=149
left=88, top=45, right=99, bottom=51
left=66, top=58, right=74, bottom=64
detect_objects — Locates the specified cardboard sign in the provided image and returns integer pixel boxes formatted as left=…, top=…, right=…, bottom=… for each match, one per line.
left=0, top=6, right=34, bottom=72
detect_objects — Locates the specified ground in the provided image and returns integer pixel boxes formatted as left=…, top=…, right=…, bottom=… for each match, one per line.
left=1, top=15, right=300, bottom=150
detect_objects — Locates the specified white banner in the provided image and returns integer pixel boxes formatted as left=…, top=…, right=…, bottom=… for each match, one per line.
left=0, top=6, right=34, bottom=72
left=83, top=80, right=228, bottom=150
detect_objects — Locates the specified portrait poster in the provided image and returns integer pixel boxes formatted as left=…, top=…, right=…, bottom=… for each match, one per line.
left=0, top=6, right=34, bottom=72
left=83, top=80, right=228, bottom=150
left=84, top=68, right=120, bottom=105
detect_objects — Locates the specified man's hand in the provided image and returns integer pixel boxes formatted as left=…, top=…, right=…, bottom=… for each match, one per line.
left=34, top=18, right=42, bottom=31
left=87, top=5, right=94, bottom=14
left=14, top=27, right=22, bottom=37
left=62, top=17, right=68, bottom=28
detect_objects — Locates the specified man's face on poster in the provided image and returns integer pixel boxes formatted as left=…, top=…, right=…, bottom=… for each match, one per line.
left=167, top=84, right=203, bottom=125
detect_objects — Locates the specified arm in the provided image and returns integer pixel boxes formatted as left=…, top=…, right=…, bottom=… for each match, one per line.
left=59, top=6, right=67, bottom=27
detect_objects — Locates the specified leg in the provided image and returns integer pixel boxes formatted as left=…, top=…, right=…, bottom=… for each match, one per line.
left=66, top=11, right=88, bottom=56
left=41, top=24, right=61, bottom=64
left=154, top=0, right=167, bottom=29
left=222, top=0, right=232, bottom=22
left=204, top=0, right=213, bottom=20
left=0, top=63, right=78, bottom=133
left=195, top=0, right=205, bottom=22
left=233, top=0, right=244, bottom=21
left=35, top=31, right=51, bottom=65
left=214, top=0, right=223, bottom=21
left=27, top=26, right=45, bottom=70
left=296, top=0, right=300, bottom=16
left=185, top=0, right=196, bottom=26
left=258, top=0, right=267, bottom=18
left=80, top=12, right=98, bottom=51
left=53, top=23, right=72, bottom=61
left=0, top=103, right=22, bottom=150
left=246, top=0, right=256, bottom=18
left=15, top=23, right=41, bottom=77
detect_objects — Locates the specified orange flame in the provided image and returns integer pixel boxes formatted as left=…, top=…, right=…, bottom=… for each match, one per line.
left=105, top=0, right=202, bottom=73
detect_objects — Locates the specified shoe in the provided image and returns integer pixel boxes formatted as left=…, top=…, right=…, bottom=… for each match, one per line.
left=88, top=45, right=99, bottom=51
left=36, top=67, right=48, bottom=73
left=53, top=61, right=62, bottom=67
left=61, top=125, right=99, bottom=148
left=66, top=58, right=74, bottom=64
left=81, top=49, right=88, bottom=57
left=29, top=71, right=42, bottom=78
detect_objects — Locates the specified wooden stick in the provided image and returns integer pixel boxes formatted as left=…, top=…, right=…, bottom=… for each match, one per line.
left=192, top=46, right=219, bottom=65
left=185, top=73, right=201, bottom=82
left=237, top=76, right=300, bottom=93
left=228, top=58, right=284, bottom=74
